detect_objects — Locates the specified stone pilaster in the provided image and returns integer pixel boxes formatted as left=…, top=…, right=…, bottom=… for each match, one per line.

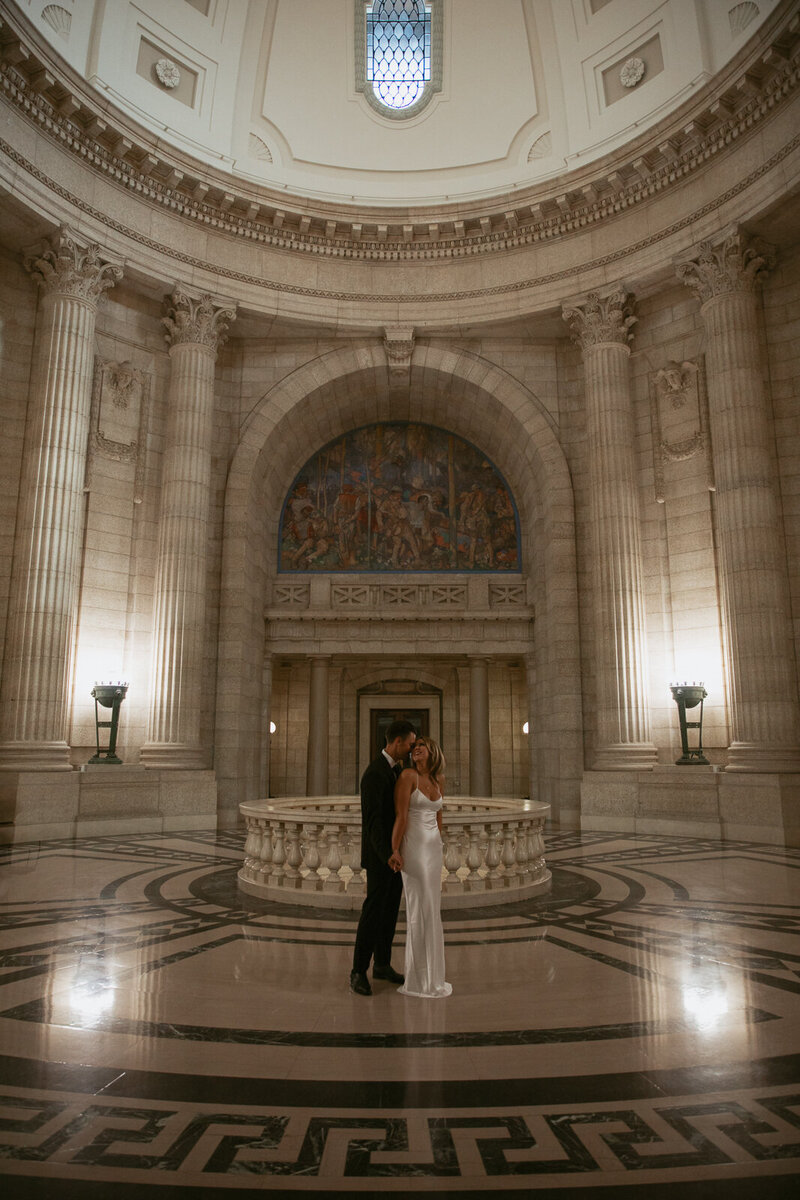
left=0, top=229, right=122, bottom=770
left=677, top=232, right=800, bottom=771
left=469, top=656, right=492, bottom=795
left=141, top=289, right=235, bottom=769
left=562, top=290, right=657, bottom=770
left=306, top=655, right=330, bottom=796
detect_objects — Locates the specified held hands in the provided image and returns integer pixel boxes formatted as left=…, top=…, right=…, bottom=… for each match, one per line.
left=388, top=850, right=403, bottom=872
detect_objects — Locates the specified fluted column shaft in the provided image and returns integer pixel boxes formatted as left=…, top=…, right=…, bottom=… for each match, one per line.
left=306, top=656, right=330, bottom=795
left=678, top=234, right=800, bottom=770
left=142, top=290, right=234, bottom=768
left=469, top=656, right=492, bottom=795
left=563, top=291, right=657, bottom=770
left=0, top=230, right=121, bottom=769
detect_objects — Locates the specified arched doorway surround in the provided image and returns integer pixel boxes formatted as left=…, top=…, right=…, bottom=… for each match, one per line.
left=215, top=342, right=581, bottom=826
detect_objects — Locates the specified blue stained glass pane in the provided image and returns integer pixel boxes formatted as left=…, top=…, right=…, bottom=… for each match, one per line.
left=367, top=0, right=430, bottom=110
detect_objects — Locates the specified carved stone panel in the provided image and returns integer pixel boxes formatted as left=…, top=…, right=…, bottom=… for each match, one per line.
left=85, top=358, right=151, bottom=502
left=649, top=359, right=713, bottom=503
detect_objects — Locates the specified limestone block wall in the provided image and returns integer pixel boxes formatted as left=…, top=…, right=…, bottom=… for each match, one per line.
left=267, top=658, right=529, bottom=799
left=0, top=250, right=36, bottom=676
left=765, top=243, right=800, bottom=675
left=630, top=283, right=728, bottom=762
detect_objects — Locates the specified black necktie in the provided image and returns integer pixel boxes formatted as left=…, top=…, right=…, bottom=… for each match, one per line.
left=392, top=763, right=402, bottom=777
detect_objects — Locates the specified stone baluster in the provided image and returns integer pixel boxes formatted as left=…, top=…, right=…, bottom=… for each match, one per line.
left=464, top=823, right=484, bottom=889
left=271, top=821, right=287, bottom=886
left=0, top=229, right=122, bottom=770
left=258, top=819, right=273, bottom=881
left=284, top=823, right=302, bottom=886
left=347, top=827, right=364, bottom=889
left=677, top=233, right=800, bottom=771
left=303, top=823, right=322, bottom=891
left=501, top=822, right=516, bottom=884
left=442, top=829, right=462, bottom=890
left=323, top=824, right=343, bottom=892
left=514, top=819, right=530, bottom=881
left=141, top=289, right=235, bottom=768
left=562, top=290, right=657, bottom=770
left=485, top=824, right=503, bottom=881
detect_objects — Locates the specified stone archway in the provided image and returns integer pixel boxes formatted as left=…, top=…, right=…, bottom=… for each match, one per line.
left=215, top=341, right=582, bottom=826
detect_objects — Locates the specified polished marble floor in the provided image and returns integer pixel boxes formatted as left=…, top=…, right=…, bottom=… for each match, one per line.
left=0, top=826, right=798, bottom=1197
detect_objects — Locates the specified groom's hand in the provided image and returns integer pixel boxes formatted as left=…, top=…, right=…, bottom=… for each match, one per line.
left=389, top=851, right=403, bottom=871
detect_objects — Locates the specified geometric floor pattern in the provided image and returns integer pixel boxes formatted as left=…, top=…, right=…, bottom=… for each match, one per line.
left=0, top=828, right=798, bottom=1197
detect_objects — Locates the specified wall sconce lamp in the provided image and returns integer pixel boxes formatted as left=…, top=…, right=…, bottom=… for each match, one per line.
left=87, top=681, right=129, bottom=765
left=669, top=682, right=709, bottom=765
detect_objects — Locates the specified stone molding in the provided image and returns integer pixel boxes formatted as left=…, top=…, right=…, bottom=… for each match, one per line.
left=650, top=358, right=714, bottom=503
left=0, top=4, right=798, bottom=265
left=163, top=288, right=236, bottom=354
left=675, top=231, right=776, bottom=303
left=24, top=226, right=122, bottom=304
left=561, top=290, right=636, bottom=351
left=383, top=324, right=415, bottom=384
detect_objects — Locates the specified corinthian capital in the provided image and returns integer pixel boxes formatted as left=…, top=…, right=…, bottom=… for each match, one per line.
left=676, top=232, right=775, bottom=303
left=562, top=290, right=636, bottom=352
left=25, top=227, right=123, bottom=304
left=163, top=289, right=236, bottom=355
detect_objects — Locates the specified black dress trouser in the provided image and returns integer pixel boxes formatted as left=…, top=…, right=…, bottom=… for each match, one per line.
left=352, top=865, right=403, bottom=973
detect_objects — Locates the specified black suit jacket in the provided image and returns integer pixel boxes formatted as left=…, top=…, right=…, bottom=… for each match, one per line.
left=359, top=753, right=398, bottom=872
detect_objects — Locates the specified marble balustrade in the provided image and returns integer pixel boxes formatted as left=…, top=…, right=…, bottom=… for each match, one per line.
left=238, top=796, right=551, bottom=909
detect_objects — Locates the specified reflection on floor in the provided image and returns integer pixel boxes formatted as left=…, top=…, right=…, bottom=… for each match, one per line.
left=0, top=827, right=798, bottom=1197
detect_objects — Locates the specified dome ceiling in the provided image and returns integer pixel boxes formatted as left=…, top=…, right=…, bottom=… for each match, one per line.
left=20, top=0, right=781, bottom=206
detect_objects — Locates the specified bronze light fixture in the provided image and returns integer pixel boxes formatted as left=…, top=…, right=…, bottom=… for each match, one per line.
left=669, top=682, right=709, bottom=765
left=87, top=681, right=129, bottom=765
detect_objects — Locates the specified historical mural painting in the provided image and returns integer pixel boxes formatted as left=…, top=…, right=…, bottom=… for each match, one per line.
left=279, top=423, right=520, bottom=572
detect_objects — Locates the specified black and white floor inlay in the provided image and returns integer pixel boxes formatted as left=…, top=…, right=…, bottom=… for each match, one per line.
left=0, top=828, right=798, bottom=1196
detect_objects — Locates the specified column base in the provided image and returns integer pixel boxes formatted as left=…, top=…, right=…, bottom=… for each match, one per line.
left=140, top=743, right=208, bottom=770
left=580, top=764, right=800, bottom=845
left=591, top=742, right=658, bottom=771
left=0, top=741, right=73, bottom=771
left=724, top=742, right=800, bottom=772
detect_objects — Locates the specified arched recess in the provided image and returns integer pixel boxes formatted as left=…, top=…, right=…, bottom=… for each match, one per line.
left=215, top=342, right=582, bottom=826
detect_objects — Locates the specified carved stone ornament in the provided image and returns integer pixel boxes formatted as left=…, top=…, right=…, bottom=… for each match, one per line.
left=25, top=227, right=122, bottom=305
left=676, top=232, right=775, bottom=303
left=85, top=357, right=151, bottom=503
left=561, top=290, right=636, bottom=351
left=163, top=289, right=236, bottom=354
left=383, top=325, right=415, bottom=386
left=155, top=58, right=181, bottom=89
left=620, top=57, right=645, bottom=88
left=650, top=358, right=714, bottom=503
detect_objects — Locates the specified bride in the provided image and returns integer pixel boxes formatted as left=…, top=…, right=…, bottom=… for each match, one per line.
left=389, top=736, right=452, bottom=998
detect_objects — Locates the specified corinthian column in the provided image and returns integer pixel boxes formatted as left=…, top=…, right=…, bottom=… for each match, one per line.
left=141, top=290, right=235, bottom=768
left=0, top=229, right=122, bottom=770
left=562, top=291, right=657, bottom=770
left=677, top=233, right=800, bottom=771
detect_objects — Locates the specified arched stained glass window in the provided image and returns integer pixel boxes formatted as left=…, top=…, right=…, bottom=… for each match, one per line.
left=367, top=0, right=431, bottom=111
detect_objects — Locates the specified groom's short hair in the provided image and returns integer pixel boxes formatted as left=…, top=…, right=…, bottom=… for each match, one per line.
left=385, top=719, right=416, bottom=744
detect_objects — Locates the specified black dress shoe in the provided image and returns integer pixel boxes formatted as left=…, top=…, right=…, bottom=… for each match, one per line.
left=350, top=970, right=372, bottom=996
left=372, top=963, right=404, bottom=984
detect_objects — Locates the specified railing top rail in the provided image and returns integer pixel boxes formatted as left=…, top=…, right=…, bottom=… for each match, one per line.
left=240, top=796, right=550, bottom=822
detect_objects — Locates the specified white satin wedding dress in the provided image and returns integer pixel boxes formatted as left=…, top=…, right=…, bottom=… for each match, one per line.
left=398, top=786, right=452, bottom=998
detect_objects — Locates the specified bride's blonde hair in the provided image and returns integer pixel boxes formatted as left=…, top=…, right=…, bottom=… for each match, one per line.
left=414, top=735, right=445, bottom=781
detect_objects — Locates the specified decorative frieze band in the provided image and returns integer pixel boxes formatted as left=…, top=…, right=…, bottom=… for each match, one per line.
left=270, top=581, right=528, bottom=612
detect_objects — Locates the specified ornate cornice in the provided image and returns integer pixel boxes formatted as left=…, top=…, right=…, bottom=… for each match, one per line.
left=0, top=4, right=798, bottom=266
left=24, top=226, right=122, bottom=303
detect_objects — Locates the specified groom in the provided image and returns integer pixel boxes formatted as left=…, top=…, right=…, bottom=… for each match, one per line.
left=350, top=719, right=417, bottom=996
